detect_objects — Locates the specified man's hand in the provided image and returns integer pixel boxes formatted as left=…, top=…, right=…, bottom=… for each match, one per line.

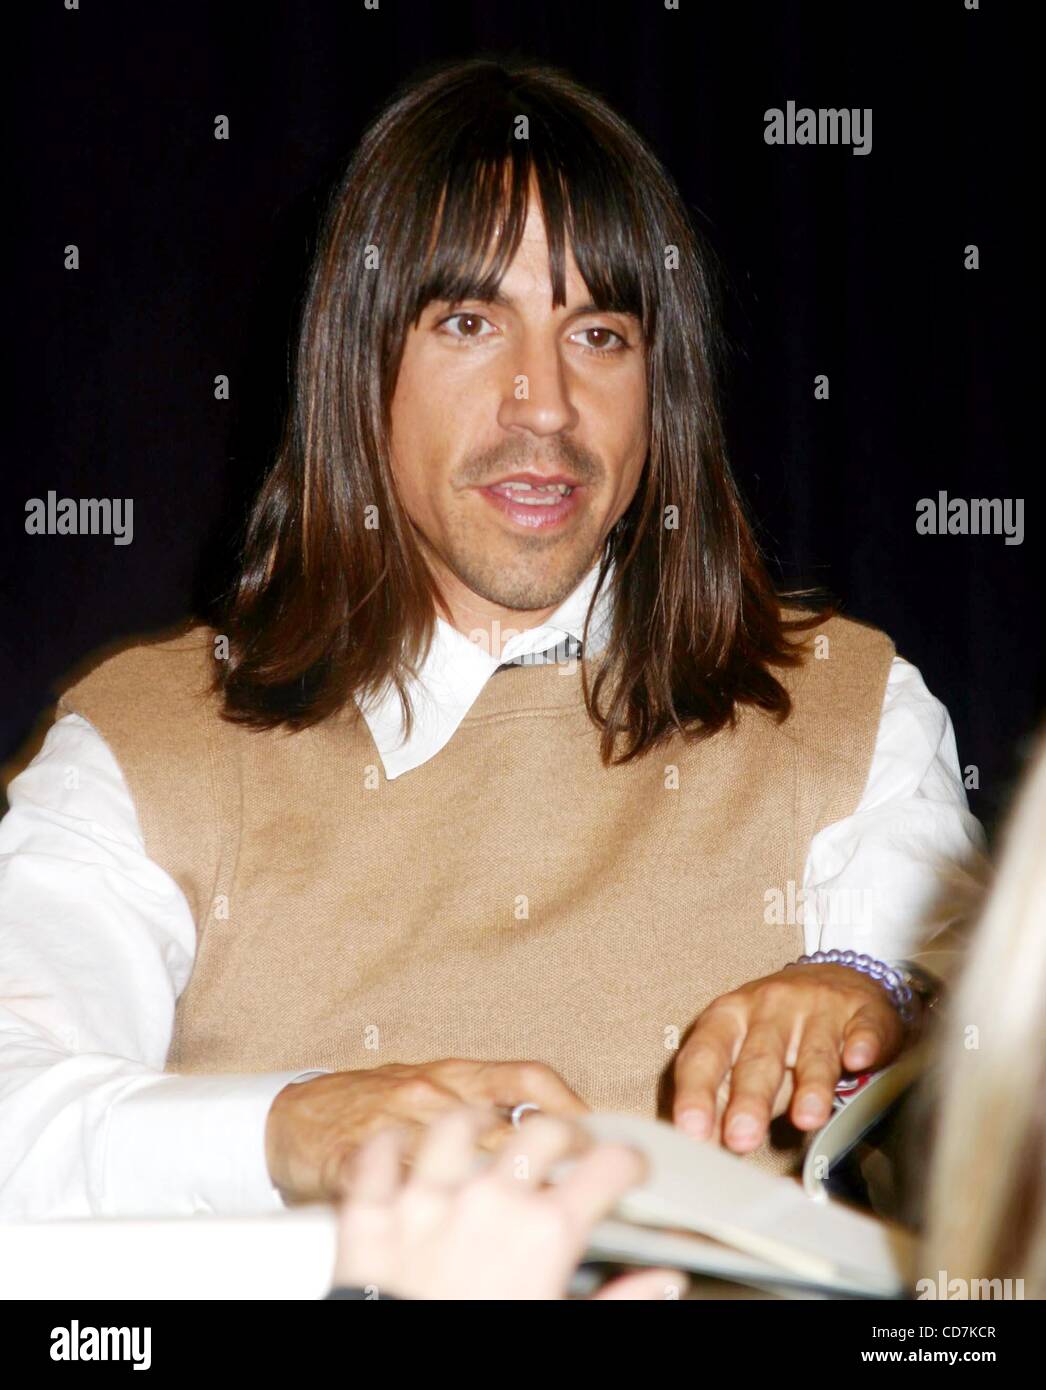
left=265, top=1058, right=589, bottom=1204
left=671, top=963, right=917, bottom=1153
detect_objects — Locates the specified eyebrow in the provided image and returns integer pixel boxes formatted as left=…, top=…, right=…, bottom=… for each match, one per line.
left=433, top=290, right=638, bottom=320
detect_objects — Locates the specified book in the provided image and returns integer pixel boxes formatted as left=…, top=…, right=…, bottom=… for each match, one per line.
left=547, top=1048, right=932, bottom=1299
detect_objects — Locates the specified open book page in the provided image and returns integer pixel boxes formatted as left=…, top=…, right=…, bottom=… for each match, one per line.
left=553, top=1112, right=917, bottom=1296
left=584, top=1218, right=890, bottom=1298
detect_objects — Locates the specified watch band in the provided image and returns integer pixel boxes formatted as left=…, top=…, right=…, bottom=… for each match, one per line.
left=889, top=959, right=943, bottom=1024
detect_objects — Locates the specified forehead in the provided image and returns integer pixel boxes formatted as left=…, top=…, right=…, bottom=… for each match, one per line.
left=491, top=194, right=587, bottom=298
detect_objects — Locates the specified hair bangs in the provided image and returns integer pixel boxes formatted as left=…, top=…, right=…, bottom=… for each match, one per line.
left=407, top=134, right=654, bottom=339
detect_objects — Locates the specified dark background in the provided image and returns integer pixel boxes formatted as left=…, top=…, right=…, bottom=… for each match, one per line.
left=5, top=1, right=1038, bottom=837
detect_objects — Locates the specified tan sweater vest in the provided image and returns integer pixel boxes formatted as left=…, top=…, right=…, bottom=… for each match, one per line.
left=56, top=611, right=894, bottom=1178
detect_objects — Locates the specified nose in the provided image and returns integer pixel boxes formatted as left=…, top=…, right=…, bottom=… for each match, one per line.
left=496, top=335, right=580, bottom=439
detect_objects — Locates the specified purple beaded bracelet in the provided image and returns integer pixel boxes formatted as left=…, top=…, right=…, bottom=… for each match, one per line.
left=785, top=949, right=915, bottom=1024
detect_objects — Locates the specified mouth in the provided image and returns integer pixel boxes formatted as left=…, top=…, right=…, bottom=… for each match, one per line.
left=474, top=480, right=584, bottom=530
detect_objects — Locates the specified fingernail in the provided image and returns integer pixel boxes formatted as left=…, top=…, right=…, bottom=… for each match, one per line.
left=726, top=1116, right=758, bottom=1144
left=677, top=1109, right=711, bottom=1139
left=795, top=1093, right=824, bottom=1123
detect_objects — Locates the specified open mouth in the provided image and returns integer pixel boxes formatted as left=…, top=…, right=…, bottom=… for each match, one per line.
left=485, top=481, right=575, bottom=505
left=476, top=481, right=583, bottom=529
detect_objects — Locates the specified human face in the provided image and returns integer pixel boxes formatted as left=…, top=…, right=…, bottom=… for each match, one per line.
left=388, top=188, right=649, bottom=641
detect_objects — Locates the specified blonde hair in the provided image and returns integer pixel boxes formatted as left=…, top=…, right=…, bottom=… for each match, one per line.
left=917, top=729, right=1046, bottom=1295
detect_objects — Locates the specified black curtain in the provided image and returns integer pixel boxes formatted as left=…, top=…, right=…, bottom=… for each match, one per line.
left=5, top=0, right=1038, bottom=837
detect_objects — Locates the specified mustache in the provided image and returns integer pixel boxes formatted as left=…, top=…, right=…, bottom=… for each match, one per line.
left=458, top=438, right=603, bottom=488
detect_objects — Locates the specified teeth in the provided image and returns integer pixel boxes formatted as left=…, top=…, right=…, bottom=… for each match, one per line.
left=492, top=482, right=574, bottom=506
left=496, top=482, right=573, bottom=497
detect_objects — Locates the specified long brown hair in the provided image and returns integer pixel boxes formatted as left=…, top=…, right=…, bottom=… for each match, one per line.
left=214, top=55, right=829, bottom=765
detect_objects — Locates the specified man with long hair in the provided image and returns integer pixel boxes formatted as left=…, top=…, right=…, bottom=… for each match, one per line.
left=0, top=58, right=985, bottom=1216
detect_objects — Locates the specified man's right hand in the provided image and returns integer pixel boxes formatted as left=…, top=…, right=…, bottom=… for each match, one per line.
left=264, top=1058, right=590, bottom=1204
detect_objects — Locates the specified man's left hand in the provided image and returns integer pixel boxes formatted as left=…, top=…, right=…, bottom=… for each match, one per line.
left=671, top=963, right=919, bottom=1153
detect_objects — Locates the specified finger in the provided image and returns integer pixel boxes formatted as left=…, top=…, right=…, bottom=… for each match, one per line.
left=672, top=1006, right=744, bottom=1139
left=549, top=1141, right=648, bottom=1234
left=789, top=1021, right=843, bottom=1130
left=474, top=1117, right=519, bottom=1155
left=410, top=1104, right=505, bottom=1189
left=380, top=1076, right=476, bottom=1141
left=469, top=1061, right=591, bottom=1116
left=719, top=1017, right=791, bottom=1153
left=841, top=1000, right=901, bottom=1072
left=710, top=1069, right=791, bottom=1146
left=487, top=1113, right=589, bottom=1188
left=336, top=1123, right=413, bottom=1205
left=590, top=1267, right=690, bottom=1301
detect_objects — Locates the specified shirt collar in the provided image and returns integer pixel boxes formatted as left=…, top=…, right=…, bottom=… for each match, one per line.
left=358, top=558, right=616, bottom=780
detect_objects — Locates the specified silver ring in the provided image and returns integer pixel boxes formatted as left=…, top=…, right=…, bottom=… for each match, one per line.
left=510, top=1102, right=541, bottom=1128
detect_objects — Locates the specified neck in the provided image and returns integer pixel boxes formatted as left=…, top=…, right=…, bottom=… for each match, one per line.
left=434, top=583, right=564, bottom=662
left=424, top=551, right=601, bottom=663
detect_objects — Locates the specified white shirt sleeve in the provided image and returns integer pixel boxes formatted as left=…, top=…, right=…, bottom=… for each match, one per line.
left=0, top=712, right=329, bottom=1220
left=801, top=656, right=990, bottom=985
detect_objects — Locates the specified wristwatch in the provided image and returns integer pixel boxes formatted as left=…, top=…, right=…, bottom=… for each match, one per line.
left=889, top=959, right=943, bottom=1029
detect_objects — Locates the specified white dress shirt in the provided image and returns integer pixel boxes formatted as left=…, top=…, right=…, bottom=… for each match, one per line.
left=0, top=566, right=987, bottom=1218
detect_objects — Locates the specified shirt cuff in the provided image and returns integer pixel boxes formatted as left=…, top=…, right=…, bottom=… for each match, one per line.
left=885, top=915, right=970, bottom=989
left=103, top=1069, right=331, bottom=1217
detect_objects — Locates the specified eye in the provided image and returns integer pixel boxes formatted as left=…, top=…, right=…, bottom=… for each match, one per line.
left=437, top=312, right=498, bottom=341
left=570, top=326, right=628, bottom=355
